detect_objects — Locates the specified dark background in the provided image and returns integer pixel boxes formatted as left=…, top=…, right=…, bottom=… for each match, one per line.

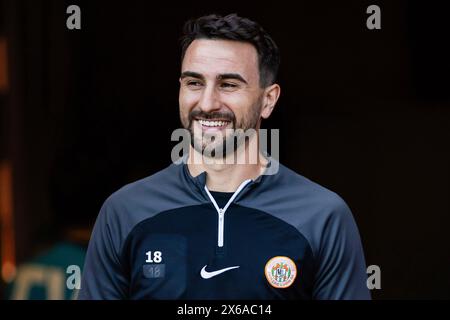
left=0, top=0, right=449, bottom=299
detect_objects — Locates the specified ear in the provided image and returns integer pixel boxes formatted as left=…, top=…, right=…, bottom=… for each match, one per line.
left=261, top=83, right=281, bottom=119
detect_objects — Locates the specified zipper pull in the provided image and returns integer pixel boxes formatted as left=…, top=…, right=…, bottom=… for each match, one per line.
left=218, top=209, right=224, bottom=220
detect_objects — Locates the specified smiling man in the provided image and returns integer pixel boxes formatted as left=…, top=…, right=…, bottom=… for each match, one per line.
left=178, top=33, right=279, bottom=190
left=79, top=13, right=371, bottom=300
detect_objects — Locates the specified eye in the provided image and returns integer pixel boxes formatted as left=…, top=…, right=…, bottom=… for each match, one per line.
left=220, top=82, right=238, bottom=89
left=186, top=80, right=203, bottom=88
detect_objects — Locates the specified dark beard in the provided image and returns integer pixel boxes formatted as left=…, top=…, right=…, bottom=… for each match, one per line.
left=187, top=105, right=261, bottom=158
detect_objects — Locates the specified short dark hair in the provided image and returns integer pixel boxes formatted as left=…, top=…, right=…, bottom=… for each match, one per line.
left=180, top=13, right=280, bottom=87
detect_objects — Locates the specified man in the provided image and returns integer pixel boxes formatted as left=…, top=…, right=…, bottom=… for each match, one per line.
left=79, top=13, right=371, bottom=300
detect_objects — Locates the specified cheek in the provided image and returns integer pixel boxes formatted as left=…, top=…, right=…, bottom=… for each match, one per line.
left=179, top=89, right=199, bottom=113
left=222, top=94, right=260, bottom=119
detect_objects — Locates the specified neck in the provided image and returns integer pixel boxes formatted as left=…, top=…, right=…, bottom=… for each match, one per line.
left=187, top=145, right=268, bottom=193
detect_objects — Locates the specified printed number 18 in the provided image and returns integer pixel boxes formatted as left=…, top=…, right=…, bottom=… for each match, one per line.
left=145, top=251, right=162, bottom=263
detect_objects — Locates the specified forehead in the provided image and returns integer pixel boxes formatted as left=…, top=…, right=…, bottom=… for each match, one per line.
left=182, top=39, right=259, bottom=82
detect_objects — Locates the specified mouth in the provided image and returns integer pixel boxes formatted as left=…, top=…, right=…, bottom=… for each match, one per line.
left=196, top=118, right=232, bottom=131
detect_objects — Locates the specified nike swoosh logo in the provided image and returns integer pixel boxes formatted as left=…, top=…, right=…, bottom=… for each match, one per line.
left=200, top=265, right=240, bottom=279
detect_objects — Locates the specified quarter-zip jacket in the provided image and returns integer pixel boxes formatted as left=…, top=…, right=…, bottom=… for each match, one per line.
left=79, top=159, right=371, bottom=300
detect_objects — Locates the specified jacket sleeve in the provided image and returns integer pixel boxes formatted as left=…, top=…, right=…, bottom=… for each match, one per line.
left=78, top=199, right=129, bottom=299
left=312, top=198, right=371, bottom=300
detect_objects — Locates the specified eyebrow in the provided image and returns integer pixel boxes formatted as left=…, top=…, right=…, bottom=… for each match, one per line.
left=180, top=71, right=248, bottom=84
left=180, top=71, right=205, bottom=81
left=217, top=73, right=248, bottom=84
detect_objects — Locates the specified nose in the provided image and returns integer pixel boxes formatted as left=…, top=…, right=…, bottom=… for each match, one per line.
left=197, top=85, right=221, bottom=113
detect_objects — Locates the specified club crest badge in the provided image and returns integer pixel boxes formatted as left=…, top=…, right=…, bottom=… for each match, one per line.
left=264, top=256, right=297, bottom=288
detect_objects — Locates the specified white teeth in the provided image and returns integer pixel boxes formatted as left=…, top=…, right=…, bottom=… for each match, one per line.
left=198, top=119, right=229, bottom=127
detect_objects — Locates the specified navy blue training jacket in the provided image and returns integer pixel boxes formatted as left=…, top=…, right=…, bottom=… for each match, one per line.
left=78, top=159, right=371, bottom=300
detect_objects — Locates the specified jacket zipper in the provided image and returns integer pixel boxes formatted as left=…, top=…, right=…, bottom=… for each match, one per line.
left=204, top=179, right=252, bottom=247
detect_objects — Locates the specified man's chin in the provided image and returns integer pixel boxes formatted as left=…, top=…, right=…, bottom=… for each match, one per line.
left=191, top=142, right=228, bottom=158
left=189, top=128, right=253, bottom=159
